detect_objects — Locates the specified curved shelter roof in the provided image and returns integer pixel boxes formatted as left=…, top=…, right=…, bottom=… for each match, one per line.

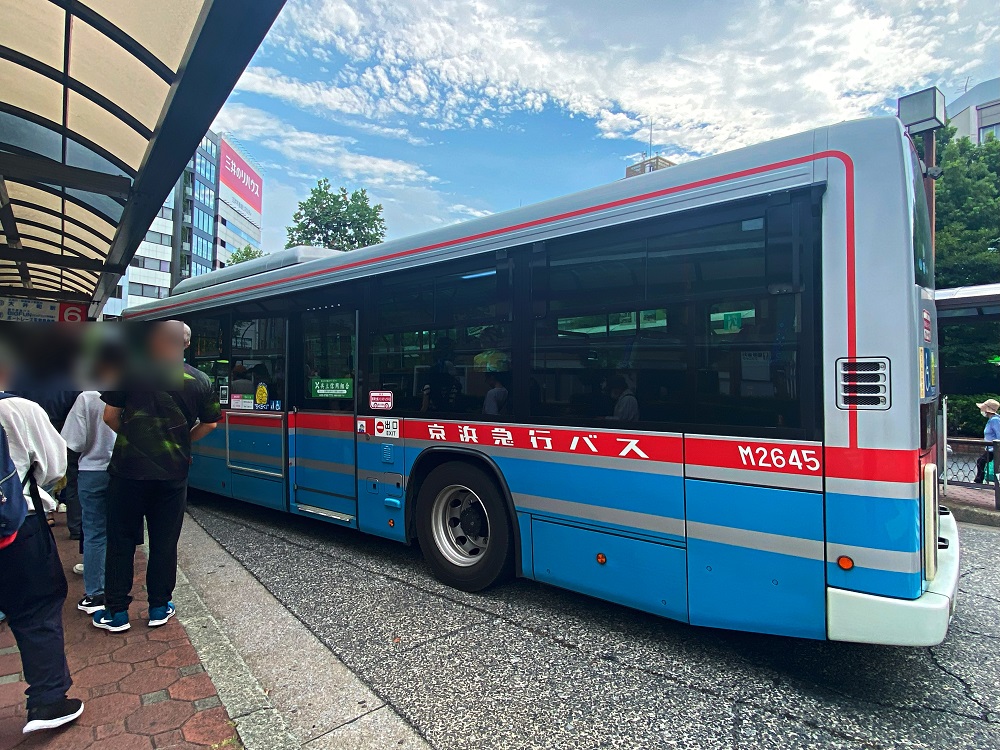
left=0, top=0, right=285, bottom=316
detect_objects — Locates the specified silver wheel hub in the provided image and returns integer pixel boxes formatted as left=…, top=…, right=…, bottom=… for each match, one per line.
left=430, top=484, right=490, bottom=567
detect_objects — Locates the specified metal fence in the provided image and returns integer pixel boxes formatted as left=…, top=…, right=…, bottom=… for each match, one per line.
left=945, top=436, right=989, bottom=484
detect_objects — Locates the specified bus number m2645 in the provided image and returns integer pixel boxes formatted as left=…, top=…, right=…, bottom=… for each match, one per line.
left=739, top=445, right=820, bottom=472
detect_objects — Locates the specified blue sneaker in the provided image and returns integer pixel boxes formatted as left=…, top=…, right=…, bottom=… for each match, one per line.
left=148, top=603, right=175, bottom=628
left=92, top=609, right=130, bottom=632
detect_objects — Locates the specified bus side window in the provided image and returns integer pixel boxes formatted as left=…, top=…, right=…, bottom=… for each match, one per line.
left=231, top=317, right=286, bottom=410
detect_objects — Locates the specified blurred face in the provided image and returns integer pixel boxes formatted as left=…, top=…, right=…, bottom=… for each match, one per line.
left=149, top=321, right=186, bottom=363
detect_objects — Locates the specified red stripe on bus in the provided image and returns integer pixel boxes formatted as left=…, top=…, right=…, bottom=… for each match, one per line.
left=224, top=412, right=282, bottom=427
left=401, top=419, right=683, bottom=463
left=685, top=437, right=823, bottom=477
left=825, top=447, right=918, bottom=483
left=290, top=412, right=355, bottom=432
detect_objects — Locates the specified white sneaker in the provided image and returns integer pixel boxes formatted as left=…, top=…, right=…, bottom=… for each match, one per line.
left=56, top=503, right=67, bottom=513
left=72, top=564, right=84, bottom=575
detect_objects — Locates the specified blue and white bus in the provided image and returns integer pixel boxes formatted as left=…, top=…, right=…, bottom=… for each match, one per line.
left=125, top=116, right=959, bottom=646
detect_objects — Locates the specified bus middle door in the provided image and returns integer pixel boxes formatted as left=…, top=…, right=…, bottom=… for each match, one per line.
left=290, top=309, right=360, bottom=526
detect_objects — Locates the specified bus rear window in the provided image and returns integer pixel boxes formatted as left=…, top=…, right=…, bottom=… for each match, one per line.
left=910, top=147, right=933, bottom=288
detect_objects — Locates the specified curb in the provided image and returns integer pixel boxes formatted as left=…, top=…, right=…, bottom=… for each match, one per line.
left=171, top=565, right=300, bottom=750
left=947, top=503, right=1000, bottom=528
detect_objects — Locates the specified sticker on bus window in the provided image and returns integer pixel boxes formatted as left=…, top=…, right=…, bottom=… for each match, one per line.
left=231, top=395, right=254, bottom=410
left=369, top=391, right=394, bottom=410
left=310, top=378, right=353, bottom=399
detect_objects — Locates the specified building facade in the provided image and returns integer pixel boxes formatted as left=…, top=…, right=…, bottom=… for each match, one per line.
left=947, top=78, right=1000, bottom=144
left=102, top=131, right=263, bottom=318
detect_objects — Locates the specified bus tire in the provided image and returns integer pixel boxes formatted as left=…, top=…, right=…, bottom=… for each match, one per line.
left=415, top=461, right=514, bottom=592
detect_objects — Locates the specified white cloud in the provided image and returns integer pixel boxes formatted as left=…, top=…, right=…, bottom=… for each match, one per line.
left=212, top=103, right=491, bottom=243
left=253, top=0, right=997, bottom=156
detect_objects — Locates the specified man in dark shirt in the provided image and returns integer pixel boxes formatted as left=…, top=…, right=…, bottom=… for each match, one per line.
left=93, top=321, right=221, bottom=632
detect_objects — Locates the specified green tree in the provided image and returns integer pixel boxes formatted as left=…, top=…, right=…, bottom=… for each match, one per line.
left=285, top=179, right=386, bottom=251
left=228, top=244, right=265, bottom=264
left=924, top=127, right=1000, bottom=410
left=928, top=126, right=1000, bottom=289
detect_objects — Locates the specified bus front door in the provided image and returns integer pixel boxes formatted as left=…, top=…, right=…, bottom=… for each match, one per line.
left=289, top=309, right=360, bottom=527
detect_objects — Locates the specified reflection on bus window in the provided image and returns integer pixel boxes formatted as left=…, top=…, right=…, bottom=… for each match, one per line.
left=370, top=264, right=512, bottom=417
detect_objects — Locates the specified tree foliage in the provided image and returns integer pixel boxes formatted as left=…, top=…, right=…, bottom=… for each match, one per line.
left=285, top=179, right=387, bottom=251
left=927, top=126, right=1000, bottom=289
left=228, top=244, right=265, bottom=265
left=925, top=127, right=1000, bottom=386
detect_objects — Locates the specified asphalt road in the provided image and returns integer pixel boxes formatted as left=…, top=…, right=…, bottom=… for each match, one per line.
left=186, top=493, right=1000, bottom=750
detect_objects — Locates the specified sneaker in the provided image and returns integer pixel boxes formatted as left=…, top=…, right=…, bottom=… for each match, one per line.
left=148, top=602, right=175, bottom=627
left=72, top=563, right=84, bottom=575
left=92, top=609, right=130, bottom=632
left=77, top=595, right=105, bottom=615
left=23, top=698, right=84, bottom=733
left=56, top=503, right=67, bottom=513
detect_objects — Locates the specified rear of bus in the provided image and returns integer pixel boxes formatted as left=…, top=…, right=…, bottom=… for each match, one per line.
left=823, top=122, right=959, bottom=646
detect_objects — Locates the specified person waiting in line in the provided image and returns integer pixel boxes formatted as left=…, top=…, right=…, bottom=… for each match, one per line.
left=974, top=398, right=1000, bottom=483
left=482, top=372, right=509, bottom=415
left=0, top=347, right=82, bottom=734
left=608, top=374, right=639, bottom=422
left=93, top=321, right=221, bottom=633
left=60, top=375, right=117, bottom=615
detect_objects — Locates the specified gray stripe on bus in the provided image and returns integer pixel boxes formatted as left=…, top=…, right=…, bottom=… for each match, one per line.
left=226, top=422, right=282, bottom=435
left=685, top=464, right=823, bottom=492
left=825, top=478, right=919, bottom=500
left=513, top=493, right=686, bottom=538
left=295, top=458, right=355, bottom=476
left=296, top=427, right=354, bottom=439
left=686, top=520, right=825, bottom=561
left=229, top=450, right=282, bottom=468
left=406, top=440, right=683, bottom=475
left=193, top=445, right=226, bottom=459
left=826, top=543, right=922, bottom=575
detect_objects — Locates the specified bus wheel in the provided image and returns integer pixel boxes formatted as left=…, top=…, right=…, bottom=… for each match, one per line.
left=416, top=461, right=513, bottom=592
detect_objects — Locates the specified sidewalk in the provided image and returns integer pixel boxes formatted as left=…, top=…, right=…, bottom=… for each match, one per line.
left=942, top=482, right=1000, bottom=526
left=0, top=523, right=239, bottom=750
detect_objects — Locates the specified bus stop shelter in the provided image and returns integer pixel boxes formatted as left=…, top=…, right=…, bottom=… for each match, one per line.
left=0, top=0, right=285, bottom=318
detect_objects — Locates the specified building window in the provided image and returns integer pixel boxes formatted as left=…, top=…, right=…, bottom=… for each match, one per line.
left=133, top=283, right=169, bottom=299
left=200, top=135, right=218, bottom=159
left=111, top=285, right=123, bottom=299
left=144, top=229, right=171, bottom=246
left=980, top=124, right=1000, bottom=142
left=195, top=153, right=217, bottom=184
left=194, top=180, right=216, bottom=207
left=129, top=256, right=172, bottom=273
left=194, top=207, right=214, bottom=235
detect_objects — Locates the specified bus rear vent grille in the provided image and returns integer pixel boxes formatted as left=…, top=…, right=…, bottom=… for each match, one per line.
left=837, top=357, right=890, bottom=410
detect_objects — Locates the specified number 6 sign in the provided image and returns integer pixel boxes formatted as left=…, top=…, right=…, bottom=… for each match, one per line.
left=58, top=303, right=87, bottom=322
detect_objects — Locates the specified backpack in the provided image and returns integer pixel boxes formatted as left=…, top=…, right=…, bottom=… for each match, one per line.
left=0, top=393, right=38, bottom=541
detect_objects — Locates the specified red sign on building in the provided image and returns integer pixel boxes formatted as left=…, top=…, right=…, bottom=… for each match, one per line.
left=219, top=138, right=263, bottom=214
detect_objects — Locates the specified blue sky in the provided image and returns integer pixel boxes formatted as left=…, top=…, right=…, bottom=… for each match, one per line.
left=213, top=0, right=1000, bottom=251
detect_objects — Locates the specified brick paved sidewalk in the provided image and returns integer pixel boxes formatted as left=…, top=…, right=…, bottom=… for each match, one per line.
left=0, top=522, right=240, bottom=749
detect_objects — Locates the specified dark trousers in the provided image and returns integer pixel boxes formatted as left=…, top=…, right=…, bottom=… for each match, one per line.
left=975, top=449, right=994, bottom=484
left=105, top=476, right=188, bottom=614
left=0, top=514, right=71, bottom=709
left=62, top=449, right=82, bottom=538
